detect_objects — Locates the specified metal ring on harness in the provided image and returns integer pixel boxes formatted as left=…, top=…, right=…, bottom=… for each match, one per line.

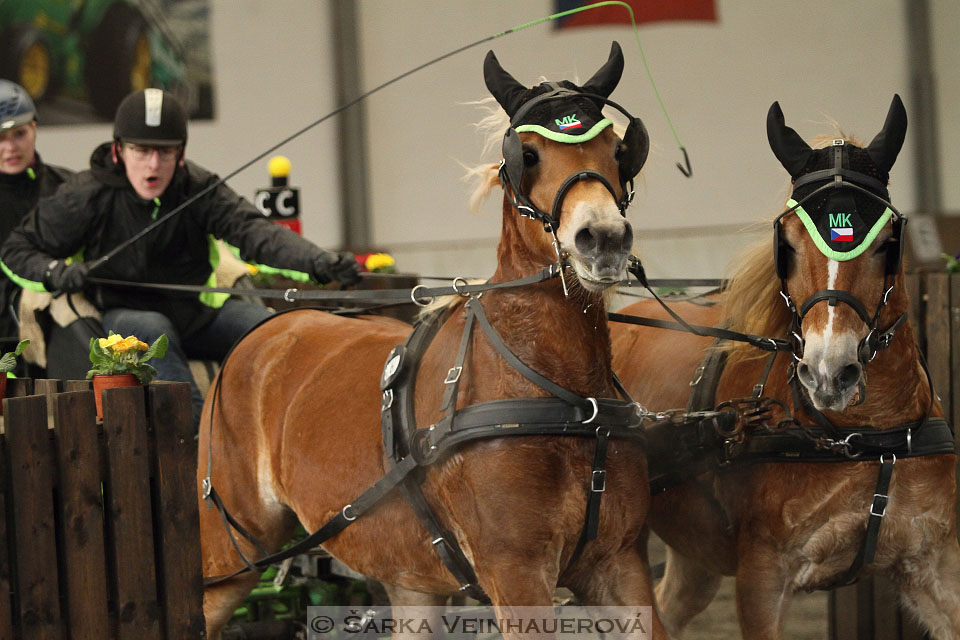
left=342, top=504, right=357, bottom=522
left=283, top=288, right=297, bottom=303
left=411, top=285, right=434, bottom=307
left=452, top=277, right=470, bottom=297
left=582, top=397, right=599, bottom=424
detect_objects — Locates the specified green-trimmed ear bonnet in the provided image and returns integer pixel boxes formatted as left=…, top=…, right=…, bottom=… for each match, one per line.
left=484, top=41, right=649, bottom=230
left=768, top=95, right=908, bottom=279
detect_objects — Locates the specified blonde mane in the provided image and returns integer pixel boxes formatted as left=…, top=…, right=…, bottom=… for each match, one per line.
left=462, top=96, right=509, bottom=213
left=720, top=131, right=864, bottom=362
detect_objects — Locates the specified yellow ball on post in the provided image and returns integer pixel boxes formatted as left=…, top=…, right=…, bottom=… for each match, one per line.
left=268, top=155, right=291, bottom=179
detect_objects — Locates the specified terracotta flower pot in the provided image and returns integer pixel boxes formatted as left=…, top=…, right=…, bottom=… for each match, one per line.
left=92, top=373, right=140, bottom=419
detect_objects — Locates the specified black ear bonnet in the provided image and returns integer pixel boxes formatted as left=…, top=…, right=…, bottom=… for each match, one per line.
left=769, top=95, right=907, bottom=281
left=484, top=42, right=649, bottom=229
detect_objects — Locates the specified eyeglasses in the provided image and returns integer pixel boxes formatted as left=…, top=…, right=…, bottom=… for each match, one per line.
left=123, top=143, right=181, bottom=161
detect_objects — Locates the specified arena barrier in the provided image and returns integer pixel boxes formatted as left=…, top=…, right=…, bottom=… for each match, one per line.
left=0, top=379, right=203, bottom=639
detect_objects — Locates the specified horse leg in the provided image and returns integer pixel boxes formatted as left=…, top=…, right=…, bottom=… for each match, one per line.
left=203, top=573, right=261, bottom=640
left=654, top=546, right=722, bottom=636
left=382, top=584, right=449, bottom=640
left=573, top=548, right=671, bottom=639
left=735, top=546, right=792, bottom=640
left=198, top=483, right=299, bottom=638
left=893, top=539, right=960, bottom=640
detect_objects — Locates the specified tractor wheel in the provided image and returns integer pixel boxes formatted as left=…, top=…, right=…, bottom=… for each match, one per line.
left=0, top=25, right=53, bottom=101
left=85, top=2, right=152, bottom=119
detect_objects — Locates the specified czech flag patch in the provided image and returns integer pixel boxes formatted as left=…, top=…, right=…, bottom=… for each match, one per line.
left=830, top=227, right=854, bottom=242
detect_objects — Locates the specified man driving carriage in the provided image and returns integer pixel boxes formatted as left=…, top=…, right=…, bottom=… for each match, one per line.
left=0, top=88, right=362, bottom=427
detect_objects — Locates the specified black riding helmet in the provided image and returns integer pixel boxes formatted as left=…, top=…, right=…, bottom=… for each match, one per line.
left=113, top=88, right=187, bottom=147
left=0, top=79, right=37, bottom=130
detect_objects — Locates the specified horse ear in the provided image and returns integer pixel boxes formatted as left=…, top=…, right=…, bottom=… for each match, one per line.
left=484, top=50, right=529, bottom=118
left=766, top=101, right=813, bottom=179
left=866, top=94, right=907, bottom=175
left=580, top=41, right=624, bottom=98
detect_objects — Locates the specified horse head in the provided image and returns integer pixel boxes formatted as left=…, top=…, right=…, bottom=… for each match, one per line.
left=768, top=95, right=908, bottom=411
left=484, top=42, right=648, bottom=293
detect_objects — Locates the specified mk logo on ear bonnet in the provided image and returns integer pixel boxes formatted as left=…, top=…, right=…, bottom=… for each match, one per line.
left=483, top=42, right=649, bottom=230
left=768, top=95, right=907, bottom=277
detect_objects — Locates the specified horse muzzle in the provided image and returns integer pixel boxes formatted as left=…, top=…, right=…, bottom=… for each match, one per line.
left=796, top=340, right=864, bottom=412
left=566, top=216, right=633, bottom=292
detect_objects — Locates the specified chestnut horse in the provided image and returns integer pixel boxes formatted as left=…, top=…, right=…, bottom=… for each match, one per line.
left=612, top=96, right=960, bottom=639
left=199, top=43, right=667, bottom=638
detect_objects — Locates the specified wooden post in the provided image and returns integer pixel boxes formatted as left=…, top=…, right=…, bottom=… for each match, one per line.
left=102, top=385, right=162, bottom=639
left=148, top=382, right=206, bottom=637
left=0, top=434, right=15, bottom=640
left=55, top=390, right=111, bottom=638
left=5, top=395, right=60, bottom=639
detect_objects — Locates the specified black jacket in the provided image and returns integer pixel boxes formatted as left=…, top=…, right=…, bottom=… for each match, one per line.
left=1, top=143, right=324, bottom=337
left=0, top=154, right=73, bottom=337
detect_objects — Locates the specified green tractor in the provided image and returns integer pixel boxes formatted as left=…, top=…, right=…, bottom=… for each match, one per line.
left=0, top=0, right=190, bottom=119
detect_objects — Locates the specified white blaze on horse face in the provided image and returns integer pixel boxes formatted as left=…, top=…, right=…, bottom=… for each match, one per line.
left=557, top=187, right=632, bottom=293
left=797, top=257, right=863, bottom=411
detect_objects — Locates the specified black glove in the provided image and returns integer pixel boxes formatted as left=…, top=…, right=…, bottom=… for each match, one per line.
left=312, top=251, right=362, bottom=287
left=42, top=260, right=89, bottom=294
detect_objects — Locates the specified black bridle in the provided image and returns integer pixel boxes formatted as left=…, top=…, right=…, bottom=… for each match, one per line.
left=773, top=140, right=908, bottom=370
left=498, top=86, right=648, bottom=233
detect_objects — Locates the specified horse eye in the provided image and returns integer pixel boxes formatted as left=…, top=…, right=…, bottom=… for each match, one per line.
left=522, top=147, right=539, bottom=168
left=615, top=142, right=626, bottom=162
left=873, top=238, right=895, bottom=256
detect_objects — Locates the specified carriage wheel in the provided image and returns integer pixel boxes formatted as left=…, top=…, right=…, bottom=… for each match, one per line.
left=85, top=3, right=152, bottom=119
left=0, top=26, right=52, bottom=101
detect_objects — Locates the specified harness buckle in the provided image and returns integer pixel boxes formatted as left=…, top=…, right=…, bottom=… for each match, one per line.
left=689, top=365, right=705, bottom=387
left=202, top=477, right=212, bottom=501
left=878, top=331, right=894, bottom=350
left=342, top=504, right=357, bottom=522
left=445, top=366, right=462, bottom=384
left=381, top=389, right=394, bottom=411
left=907, top=428, right=913, bottom=455
left=870, top=493, right=889, bottom=518
left=752, top=383, right=765, bottom=399
left=582, top=397, right=599, bottom=424
left=591, top=470, right=606, bottom=493
left=283, top=288, right=297, bottom=303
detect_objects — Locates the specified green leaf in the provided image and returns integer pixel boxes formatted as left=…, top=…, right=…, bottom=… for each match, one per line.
left=13, top=340, right=29, bottom=357
left=0, top=352, right=15, bottom=374
left=140, top=334, right=168, bottom=364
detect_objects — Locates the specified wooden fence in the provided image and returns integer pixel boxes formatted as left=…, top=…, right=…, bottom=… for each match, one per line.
left=0, top=380, right=204, bottom=639
left=830, top=271, right=959, bottom=640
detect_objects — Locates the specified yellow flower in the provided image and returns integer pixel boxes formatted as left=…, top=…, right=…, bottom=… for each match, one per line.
left=98, top=334, right=123, bottom=349
left=112, top=336, right=142, bottom=353
left=137, top=341, right=149, bottom=351
left=365, top=253, right=395, bottom=272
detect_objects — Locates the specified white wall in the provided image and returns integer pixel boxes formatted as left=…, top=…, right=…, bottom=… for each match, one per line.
left=34, top=0, right=959, bottom=283
left=359, top=0, right=917, bottom=280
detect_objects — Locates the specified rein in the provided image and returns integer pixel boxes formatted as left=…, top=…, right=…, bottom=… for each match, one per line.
left=202, top=264, right=742, bottom=591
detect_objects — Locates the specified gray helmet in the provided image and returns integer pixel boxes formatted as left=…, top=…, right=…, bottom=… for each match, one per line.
left=0, top=79, right=37, bottom=130
left=113, top=88, right=187, bottom=147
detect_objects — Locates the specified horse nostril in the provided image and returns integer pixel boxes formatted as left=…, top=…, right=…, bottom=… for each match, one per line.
left=621, top=221, right=634, bottom=253
left=575, top=227, right=598, bottom=255
left=836, top=363, right=861, bottom=391
left=797, top=362, right=815, bottom=386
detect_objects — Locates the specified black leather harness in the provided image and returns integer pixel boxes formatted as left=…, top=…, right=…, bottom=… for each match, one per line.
left=203, top=289, right=658, bottom=594
left=651, top=339, right=956, bottom=587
